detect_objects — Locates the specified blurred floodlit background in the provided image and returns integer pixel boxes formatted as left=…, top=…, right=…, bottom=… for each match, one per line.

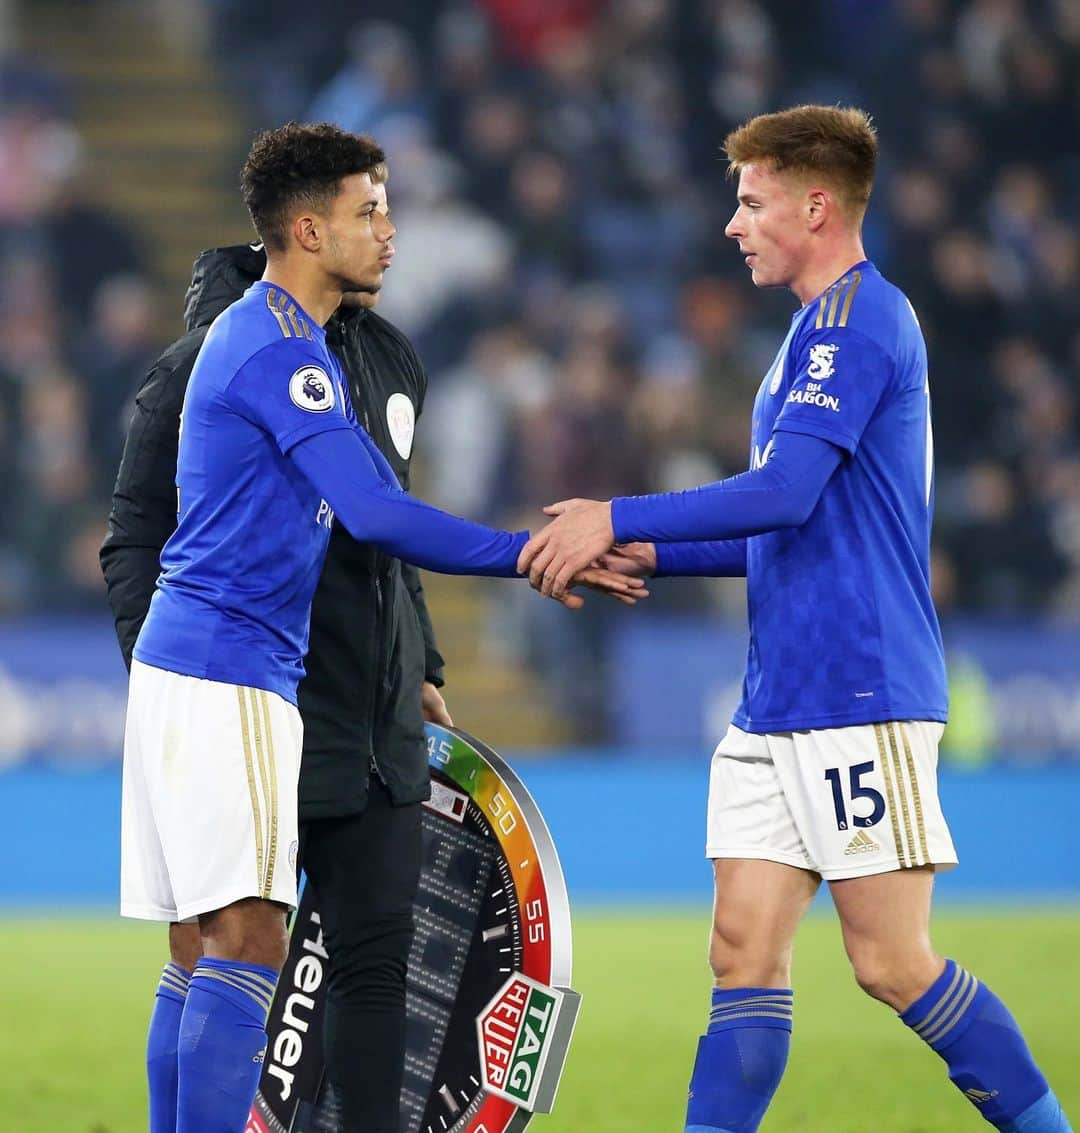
left=0, top=0, right=1078, bottom=907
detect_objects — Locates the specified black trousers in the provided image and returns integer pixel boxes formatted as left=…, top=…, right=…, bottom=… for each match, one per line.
left=298, top=780, right=422, bottom=1133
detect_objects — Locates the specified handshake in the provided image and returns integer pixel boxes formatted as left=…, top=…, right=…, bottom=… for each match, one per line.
left=518, top=498, right=654, bottom=610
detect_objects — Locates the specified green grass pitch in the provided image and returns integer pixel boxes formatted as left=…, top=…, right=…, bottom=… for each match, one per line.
left=1, top=908, right=1076, bottom=1132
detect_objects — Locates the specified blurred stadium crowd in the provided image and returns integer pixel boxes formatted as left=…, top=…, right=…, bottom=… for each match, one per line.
left=0, top=2, right=1076, bottom=653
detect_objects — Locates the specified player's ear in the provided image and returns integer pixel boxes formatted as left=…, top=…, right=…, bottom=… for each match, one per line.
left=293, top=214, right=321, bottom=253
left=806, top=188, right=829, bottom=232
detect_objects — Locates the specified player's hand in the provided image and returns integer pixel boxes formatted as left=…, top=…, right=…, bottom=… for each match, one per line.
left=597, top=542, right=657, bottom=578
left=421, top=681, right=453, bottom=726
left=568, top=566, right=649, bottom=608
left=517, top=498, right=616, bottom=600
left=545, top=568, right=647, bottom=610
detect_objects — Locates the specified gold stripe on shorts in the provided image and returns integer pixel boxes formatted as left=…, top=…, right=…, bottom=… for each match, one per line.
left=248, top=688, right=274, bottom=899
left=874, top=724, right=908, bottom=868
left=900, top=723, right=930, bottom=864
left=236, top=688, right=265, bottom=890
left=886, top=723, right=920, bottom=867
left=257, top=690, right=280, bottom=899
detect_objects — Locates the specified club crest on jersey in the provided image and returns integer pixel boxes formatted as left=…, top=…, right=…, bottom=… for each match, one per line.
left=767, top=356, right=784, bottom=396
left=386, top=392, right=415, bottom=459
left=289, top=365, right=335, bottom=413
left=807, top=343, right=838, bottom=381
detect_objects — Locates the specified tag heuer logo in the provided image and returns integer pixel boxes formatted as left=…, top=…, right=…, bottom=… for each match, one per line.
left=478, top=975, right=559, bottom=1108
left=807, top=343, right=838, bottom=381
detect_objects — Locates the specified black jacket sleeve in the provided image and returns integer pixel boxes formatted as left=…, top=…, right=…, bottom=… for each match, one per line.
left=99, top=334, right=200, bottom=669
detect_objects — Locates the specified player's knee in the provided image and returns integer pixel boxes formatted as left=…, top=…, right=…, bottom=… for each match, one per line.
left=199, top=898, right=290, bottom=972
left=848, top=945, right=939, bottom=1010
left=168, top=921, right=203, bottom=973
left=708, top=925, right=790, bottom=987
left=850, top=952, right=897, bottom=1005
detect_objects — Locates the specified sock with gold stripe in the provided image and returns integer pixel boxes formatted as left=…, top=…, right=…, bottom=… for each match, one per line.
left=176, top=958, right=277, bottom=1133
left=147, top=962, right=190, bottom=1133
left=684, top=987, right=793, bottom=1133
left=902, top=959, right=1071, bottom=1131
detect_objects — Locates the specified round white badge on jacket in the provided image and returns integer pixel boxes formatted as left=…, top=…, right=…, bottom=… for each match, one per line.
left=289, top=366, right=335, bottom=413
left=386, top=392, right=415, bottom=458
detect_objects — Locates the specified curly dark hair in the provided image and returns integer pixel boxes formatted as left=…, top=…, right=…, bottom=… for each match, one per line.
left=240, top=122, right=387, bottom=252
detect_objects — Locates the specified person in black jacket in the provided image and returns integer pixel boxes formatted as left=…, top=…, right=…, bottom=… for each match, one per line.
left=102, top=170, right=452, bottom=1133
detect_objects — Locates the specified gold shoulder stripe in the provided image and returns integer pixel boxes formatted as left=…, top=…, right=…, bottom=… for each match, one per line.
left=285, top=304, right=304, bottom=338
left=815, top=291, right=829, bottom=330
left=837, top=270, right=863, bottom=327
left=266, top=288, right=293, bottom=338
left=825, top=276, right=848, bottom=328
left=815, top=281, right=838, bottom=329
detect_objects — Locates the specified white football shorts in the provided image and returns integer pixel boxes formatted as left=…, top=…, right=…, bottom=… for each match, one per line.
left=706, top=721, right=957, bottom=881
left=121, top=659, right=303, bottom=922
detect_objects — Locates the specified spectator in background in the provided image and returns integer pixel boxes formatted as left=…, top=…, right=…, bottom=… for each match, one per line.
left=305, top=21, right=433, bottom=146
left=373, top=143, right=512, bottom=365
left=72, top=275, right=159, bottom=492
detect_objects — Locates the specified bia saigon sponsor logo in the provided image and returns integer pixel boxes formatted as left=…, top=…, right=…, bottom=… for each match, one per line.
left=786, top=343, right=841, bottom=411
left=807, top=343, right=838, bottom=380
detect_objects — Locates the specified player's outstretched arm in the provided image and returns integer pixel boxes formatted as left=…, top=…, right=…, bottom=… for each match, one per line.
left=611, top=429, right=842, bottom=544
left=600, top=540, right=748, bottom=579
left=520, top=430, right=841, bottom=596
left=291, top=425, right=525, bottom=574
left=288, top=427, right=647, bottom=606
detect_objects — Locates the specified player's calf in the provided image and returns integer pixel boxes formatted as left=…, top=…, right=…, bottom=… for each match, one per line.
left=147, top=961, right=191, bottom=1133
left=174, top=898, right=289, bottom=1133
left=686, top=859, right=813, bottom=1132
left=685, top=987, right=793, bottom=1133
left=900, top=959, right=1073, bottom=1132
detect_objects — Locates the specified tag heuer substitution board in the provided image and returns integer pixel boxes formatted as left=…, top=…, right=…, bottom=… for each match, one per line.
left=248, top=723, right=580, bottom=1133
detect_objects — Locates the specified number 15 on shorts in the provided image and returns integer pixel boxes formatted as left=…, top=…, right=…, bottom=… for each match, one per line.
left=824, top=761, right=885, bottom=831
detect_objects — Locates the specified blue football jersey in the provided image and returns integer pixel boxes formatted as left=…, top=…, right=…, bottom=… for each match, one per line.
left=134, top=281, right=356, bottom=702
left=734, top=260, right=948, bottom=732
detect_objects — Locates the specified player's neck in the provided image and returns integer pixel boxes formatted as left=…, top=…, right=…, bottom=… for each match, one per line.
left=261, top=265, right=342, bottom=327
left=792, top=241, right=867, bottom=307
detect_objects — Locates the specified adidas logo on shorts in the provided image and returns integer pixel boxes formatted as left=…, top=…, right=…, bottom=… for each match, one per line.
left=844, top=830, right=880, bottom=855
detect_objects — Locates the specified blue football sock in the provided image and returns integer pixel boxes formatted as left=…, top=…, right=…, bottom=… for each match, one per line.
left=176, top=957, right=278, bottom=1133
left=685, top=987, right=793, bottom=1133
left=147, top=962, right=190, bottom=1133
left=902, top=959, right=1072, bottom=1131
